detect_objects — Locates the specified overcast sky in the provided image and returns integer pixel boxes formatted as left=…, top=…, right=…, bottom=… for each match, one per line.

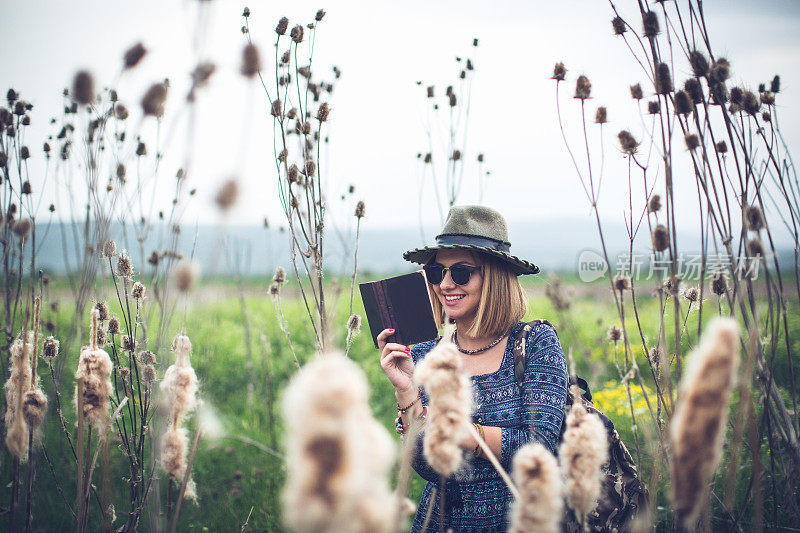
left=2, top=0, right=799, bottom=248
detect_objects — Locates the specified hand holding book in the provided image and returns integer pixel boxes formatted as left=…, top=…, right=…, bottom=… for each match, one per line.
left=376, top=328, right=416, bottom=395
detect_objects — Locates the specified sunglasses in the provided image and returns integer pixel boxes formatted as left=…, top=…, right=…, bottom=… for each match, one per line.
left=423, top=263, right=481, bottom=286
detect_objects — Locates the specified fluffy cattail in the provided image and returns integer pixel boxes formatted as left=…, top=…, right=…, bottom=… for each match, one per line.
left=508, top=442, right=564, bottom=533
left=73, top=70, right=94, bottom=105
left=4, top=332, right=34, bottom=459
left=162, top=334, right=199, bottom=424
left=161, top=426, right=189, bottom=480
left=273, top=266, right=287, bottom=284
left=174, top=262, right=199, bottom=293
left=241, top=44, right=260, bottom=77
left=276, top=16, right=289, bottom=35
left=414, top=341, right=473, bottom=477
left=670, top=318, right=740, bottom=528
left=574, top=75, right=591, bottom=100
left=123, top=42, right=147, bottom=69
left=611, top=16, right=626, bottom=35
left=655, top=62, right=673, bottom=94
left=618, top=130, right=638, bottom=155
left=559, top=398, right=609, bottom=523
left=283, top=352, right=395, bottom=533
left=141, top=83, right=168, bottom=117
left=711, top=273, right=727, bottom=296
left=630, top=83, right=643, bottom=100
left=551, top=63, right=566, bottom=81
left=214, top=179, right=239, bottom=211
left=594, top=107, right=607, bottom=124
left=642, top=11, right=659, bottom=37
left=132, top=281, right=146, bottom=300
left=745, top=205, right=764, bottom=232
left=652, top=224, right=670, bottom=252
left=648, top=194, right=662, bottom=213
left=75, top=310, right=114, bottom=429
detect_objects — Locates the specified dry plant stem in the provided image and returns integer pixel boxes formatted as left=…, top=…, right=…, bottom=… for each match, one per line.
left=392, top=418, right=424, bottom=533
left=344, top=218, right=362, bottom=358
left=25, top=296, right=42, bottom=533
left=467, top=424, right=520, bottom=500
left=439, top=476, right=446, bottom=533
left=419, top=486, right=438, bottom=533
left=240, top=506, right=254, bottom=533
left=41, top=443, right=75, bottom=517
left=272, top=292, right=301, bottom=370
left=75, top=377, right=86, bottom=532
left=167, top=430, right=202, bottom=533
left=85, top=398, right=129, bottom=502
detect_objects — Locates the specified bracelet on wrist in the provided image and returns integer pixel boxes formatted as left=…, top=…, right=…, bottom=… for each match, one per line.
left=395, top=405, right=427, bottom=436
left=397, top=388, right=422, bottom=413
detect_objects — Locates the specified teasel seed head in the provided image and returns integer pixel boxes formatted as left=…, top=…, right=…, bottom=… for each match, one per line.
left=730, top=87, right=744, bottom=106
left=689, top=50, right=709, bottom=78
left=674, top=90, right=693, bottom=115
left=123, top=42, right=147, bottom=69
left=136, top=141, right=147, bottom=156
left=315, top=9, right=326, bottom=21
left=742, top=90, right=760, bottom=115
left=684, top=134, right=700, bottom=151
left=117, top=254, right=133, bottom=278
left=73, top=70, right=94, bottom=105
left=449, top=93, right=457, bottom=107
left=664, top=276, right=681, bottom=297
left=115, top=103, right=129, bottom=120
left=710, top=58, right=730, bottom=83
left=630, top=83, right=643, bottom=100
left=20, top=148, right=30, bottom=162
left=745, top=205, right=764, bottom=232
left=611, top=16, right=626, bottom=35
left=613, top=275, right=631, bottom=292
left=617, top=130, right=639, bottom=155
left=648, top=194, right=662, bottom=213
left=770, top=75, right=780, bottom=93
left=574, top=75, right=591, bottom=99
left=451, top=150, right=461, bottom=161
left=101, top=240, right=116, bottom=258
left=121, top=335, right=136, bottom=352
left=682, top=286, right=700, bottom=303
left=301, top=121, right=311, bottom=135
left=271, top=98, right=282, bottom=118
left=141, top=83, right=168, bottom=117
left=346, top=314, right=361, bottom=333
left=642, top=11, right=659, bottom=37
left=655, top=62, right=673, bottom=94
left=594, top=106, right=607, bottom=124
left=647, top=100, right=660, bottom=114
left=715, top=141, right=728, bottom=154
left=354, top=200, right=365, bottom=218
left=241, top=44, right=261, bottom=78
left=174, top=262, right=199, bottom=293
left=276, top=16, right=289, bottom=35
left=552, top=62, right=566, bottom=81
left=116, top=163, right=126, bottom=182
left=214, top=179, right=239, bottom=211
left=709, top=82, right=728, bottom=105
left=132, top=281, right=146, bottom=300
left=142, top=364, right=157, bottom=383
left=747, top=237, right=765, bottom=259
left=290, top=24, right=304, bottom=43
left=316, top=102, right=330, bottom=122
left=12, top=218, right=31, bottom=239
left=107, top=316, right=121, bottom=335
left=43, top=336, right=59, bottom=360
left=94, top=301, right=109, bottom=322
left=652, top=224, right=670, bottom=252
left=508, top=441, right=564, bottom=533
left=608, top=325, right=622, bottom=343
left=760, top=91, right=774, bottom=106
left=684, top=78, right=703, bottom=104
left=273, top=266, right=287, bottom=284
left=119, top=367, right=130, bottom=380
left=711, top=273, right=727, bottom=296
left=670, top=318, right=740, bottom=528
left=761, top=111, right=771, bottom=122
left=269, top=282, right=280, bottom=295
left=139, top=350, right=157, bottom=365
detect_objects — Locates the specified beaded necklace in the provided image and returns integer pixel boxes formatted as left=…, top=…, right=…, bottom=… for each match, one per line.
left=452, top=329, right=507, bottom=355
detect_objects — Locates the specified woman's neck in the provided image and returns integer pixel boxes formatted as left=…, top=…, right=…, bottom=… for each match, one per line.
left=454, top=320, right=500, bottom=351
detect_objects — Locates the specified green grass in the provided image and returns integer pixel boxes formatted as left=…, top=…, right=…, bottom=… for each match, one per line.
left=3, top=275, right=798, bottom=531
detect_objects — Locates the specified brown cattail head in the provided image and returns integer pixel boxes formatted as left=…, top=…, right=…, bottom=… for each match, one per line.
left=574, top=75, right=591, bottom=99
left=276, top=16, right=289, bottom=35
left=123, top=42, right=147, bottom=69
left=5, top=332, right=35, bottom=459
left=642, top=11, right=659, bottom=37
left=711, top=273, right=727, bottom=296
left=75, top=312, right=114, bottom=430
left=316, top=102, right=330, bottom=122
left=710, top=58, right=731, bottom=83
left=670, top=318, right=740, bottom=528
left=689, top=50, right=709, bottom=78
left=241, top=44, right=261, bottom=77
left=684, top=78, right=703, bottom=104
left=215, top=179, right=239, bottom=211
left=509, top=442, right=564, bottom=533
left=608, top=325, right=622, bottom=343
left=648, top=194, right=662, bottom=213
left=290, top=24, right=304, bottom=43
left=674, top=90, right=693, bottom=115
left=630, top=83, right=643, bottom=100
left=560, top=400, right=609, bottom=522
left=647, top=100, right=660, bottom=114
left=174, top=262, right=199, bottom=293
left=745, top=205, right=764, bottom=232
left=655, top=62, right=673, bottom=94
left=552, top=62, right=566, bottom=81
left=617, top=130, right=639, bottom=155
left=594, top=107, right=607, bottom=124
left=354, top=201, right=365, bottom=218
left=132, top=281, right=146, bottom=300
left=611, top=16, right=626, bottom=35
left=684, top=134, right=700, bottom=151
left=141, top=83, right=168, bottom=117
left=652, top=224, right=670, bottom=252
left=73, top=70, right=94, bottom=105
left=43, top=336, right=59, bottom=360
left=22, top=389, right=48, bottom=429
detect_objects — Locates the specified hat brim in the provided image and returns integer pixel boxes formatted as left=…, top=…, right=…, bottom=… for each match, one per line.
left=403, top=245, right=540, bottom=275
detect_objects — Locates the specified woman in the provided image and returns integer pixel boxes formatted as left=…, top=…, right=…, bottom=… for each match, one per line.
left=377, top=205, right=568, bottom=532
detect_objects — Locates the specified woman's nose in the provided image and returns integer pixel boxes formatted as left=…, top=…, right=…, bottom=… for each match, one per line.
left=440, top=269, right=456, bottom=288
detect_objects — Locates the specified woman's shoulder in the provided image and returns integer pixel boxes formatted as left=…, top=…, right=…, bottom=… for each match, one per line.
left=518, top=319, right=565, bottom=362
left=410, top=338, right=438, bottom=363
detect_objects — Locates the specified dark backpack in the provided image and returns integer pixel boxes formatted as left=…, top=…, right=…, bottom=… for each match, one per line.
left=512, top=320, right=649, bottom=532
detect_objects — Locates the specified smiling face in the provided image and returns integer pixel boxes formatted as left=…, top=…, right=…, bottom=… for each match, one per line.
left=430, top=249, right=484, bottom=324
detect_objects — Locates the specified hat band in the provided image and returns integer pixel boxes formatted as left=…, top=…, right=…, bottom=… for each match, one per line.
left=436, top=234, right=511, bottom=253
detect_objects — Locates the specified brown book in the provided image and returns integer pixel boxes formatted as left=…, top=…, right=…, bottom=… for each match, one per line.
left=359, top=270, right=439, bottom=348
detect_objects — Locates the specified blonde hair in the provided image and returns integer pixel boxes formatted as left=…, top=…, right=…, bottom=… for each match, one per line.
left=428, top=251, right=527, bottom=338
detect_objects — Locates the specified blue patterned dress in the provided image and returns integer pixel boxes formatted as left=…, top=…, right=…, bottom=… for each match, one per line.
left=409, top=321, right=568, bottom=533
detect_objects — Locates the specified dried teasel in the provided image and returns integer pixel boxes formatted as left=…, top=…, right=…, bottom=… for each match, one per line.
left=142, top=365, right=157, bottom=384
left=674, top=90, right=693, bottom=115
left=132, top=281, right=146, bottom=300
left=594, top=107, right=607, bottom=124
left=710, top=58, right=730, bottom=83
left=617, top=130, right=638, bottom=155
left=711, top=273, right=727, bottom=296
left=684, top=134, right=700, bottom=151
left=136, top=141, right=147, bottom=156
left=607, top=325, right=622, bottom=343
left=642, top=11, right=659, bottom=37
left=123, top=42, right=147, bottom=69
left=241, top=44, right=261, bottom=78
left=117, top=254, right=133, bottom=278
left=316, top=102, right=330, bottom=122
left=354, top=200, right=365, bottom=218
left=744, top=205, right=764, bottom=232
left=12, top=218, right=31, bottom=239
left=648, top=194, right=662, bottom=213
left=574, top=75, right=591, bottom=99
left=652, top=224, right=670, bottom=252
left=273, top=266, right=286, bottom=284
left=655, top=62, right=673, bottom=94
left=315, top=9, right=325, bottom=21
left=73, top=70, right=94, bottom=105
left=742, top=90, right=760, bottom=115
left=613, top=275, right=631, bottom=292
left=760, top=92, right=775, bottom=106
left=709, top=82, right=728, bottom=106
left=611, top=16, right=626, bottom=35
left=214, top=179, right=239, bottom=211
left=107, top=317, right=121, bottom=335
left=290, top=24, right=304, bottom=44
left=346, top=314, right=361, bottom=333
left=689, top=50, right=709, bottom=78
left=287, top=164, right=299, bottom=183
left=276, top=16, right=289, bottom=35
left=304, top=159, right=316, bottom=177
left=174, top=262, right=199, bottom=293
left=551, top=62, right=566, bottom=81
left=715, top=141, right=728, bottom=154
left=746, top=238, right=765, bottom=259
left=271, top=98, right=282, bottom=118
left=682, top=286, right=700, bottom=303
left=684, top=78, right=703, bottom=104
left=94, top=301, right=110, bottom=322
left=770, top=75, right=780, bottom=93
left=630, top=83, right=643, bottom=100
left=647, top=100, right=660, bottom=115
left=141, top=83, right=168, bottom=117
left=42, top=336, right=60, bottom=360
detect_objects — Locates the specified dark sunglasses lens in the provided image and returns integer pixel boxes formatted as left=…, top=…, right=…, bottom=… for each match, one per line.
left=450, top=266, right=472, bottom=285
left=424, top=265, right=445, bottom=284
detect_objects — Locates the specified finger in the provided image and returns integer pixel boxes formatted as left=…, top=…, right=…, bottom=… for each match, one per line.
left=381, top=343, right=411, bottom=361
left=376, top=328, right=396, bottom=346
left=380, top=350, right=413, bottom=370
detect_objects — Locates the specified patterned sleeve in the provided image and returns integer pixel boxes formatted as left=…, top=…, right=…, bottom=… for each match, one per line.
left=409, top=343, right=442, bottom=482
left=500, top=323, right=568, bottom=466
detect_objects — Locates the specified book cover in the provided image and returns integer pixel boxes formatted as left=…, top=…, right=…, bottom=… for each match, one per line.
left=359, top=270, right=439, bottom=348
